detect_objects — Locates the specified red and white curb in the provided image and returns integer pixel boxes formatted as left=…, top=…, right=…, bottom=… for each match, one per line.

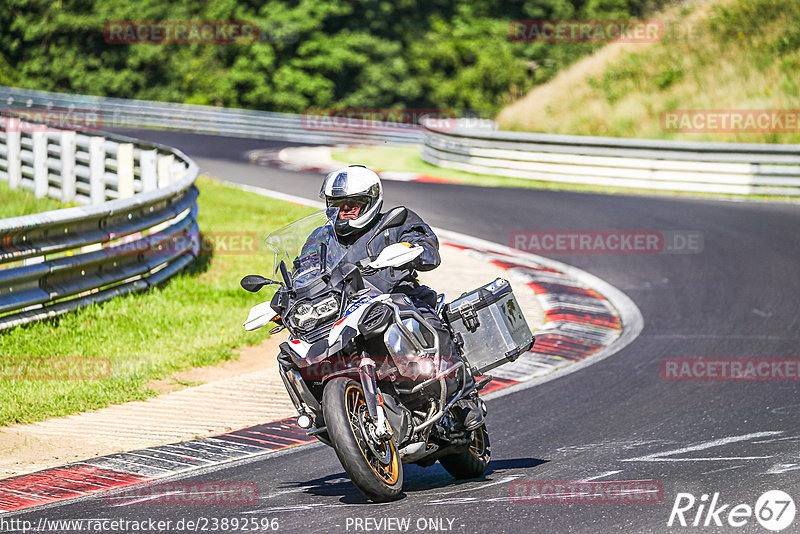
left=435, top=229, right=642, bottom=401
left=0, top=187, right=641, bottom=515
left=0, top=421, right=315, bottom=513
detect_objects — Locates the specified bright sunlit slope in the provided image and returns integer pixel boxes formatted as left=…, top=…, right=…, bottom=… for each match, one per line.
left=497, top=0, right=800, bottom=143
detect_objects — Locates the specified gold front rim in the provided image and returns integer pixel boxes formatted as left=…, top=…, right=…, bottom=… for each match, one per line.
left=345, top=384, right=400, bottom=485
left=468, top=427, right=487, bottom=460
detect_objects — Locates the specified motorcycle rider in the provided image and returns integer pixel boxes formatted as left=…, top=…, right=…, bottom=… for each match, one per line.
left=318, top=165, right=483, bottom=430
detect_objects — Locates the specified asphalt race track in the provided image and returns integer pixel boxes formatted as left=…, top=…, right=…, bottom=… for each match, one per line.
left=11, top=130, right=800, bottom=533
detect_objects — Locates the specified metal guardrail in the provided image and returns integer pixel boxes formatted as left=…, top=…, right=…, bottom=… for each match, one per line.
left=0, top=86, right=423, bottom=146
left=0, top=114, right=199, bottom=331
left=421, top=122, right=800, bottom=195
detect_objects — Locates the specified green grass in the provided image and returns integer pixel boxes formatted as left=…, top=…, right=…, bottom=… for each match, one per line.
left=0, top=176, right=314, bottom=426
left=0, top=180, right=65, bottom=218
left=331, top=145, right=800, bottom=202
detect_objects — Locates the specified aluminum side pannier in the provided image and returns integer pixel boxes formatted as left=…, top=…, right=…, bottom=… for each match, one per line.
left=443, top=278, right=535, bottom=374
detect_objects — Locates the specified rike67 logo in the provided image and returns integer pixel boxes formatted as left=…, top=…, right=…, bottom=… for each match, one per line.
left=668, top=490, right=796, bottom=531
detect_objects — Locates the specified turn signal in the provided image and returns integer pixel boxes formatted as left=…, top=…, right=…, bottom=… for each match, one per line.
left=297, top=413, right=313, bottom=429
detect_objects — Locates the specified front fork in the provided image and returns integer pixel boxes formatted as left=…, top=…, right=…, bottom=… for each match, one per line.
left=358, top=356, right=392, bottom=439
left=278, top=350, right=391, bottom=440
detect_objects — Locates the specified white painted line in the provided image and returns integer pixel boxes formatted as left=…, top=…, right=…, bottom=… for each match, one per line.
left=376, top=171, right=418, bottom=182
left=753, top=435, right=800, bottom=444
left=216, top=180, right=325, bottom=210
left=109, top=486, right=250, bottom=508
left=621, top=431, right=782, bottom=463
left=581, top=470, right=622, bottom=481
left=765, top=463, right=800, bottom=475
left=255, top=486, right=308, bottom=502
left=700, top=464, right=747, bottom=476
left=431, top=475, right=524, bottom=496
left=491, top=358, right=560, bottom=381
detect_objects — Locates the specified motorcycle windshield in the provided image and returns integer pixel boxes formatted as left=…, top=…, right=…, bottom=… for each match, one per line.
left=265, top=208, right=347, bottom=289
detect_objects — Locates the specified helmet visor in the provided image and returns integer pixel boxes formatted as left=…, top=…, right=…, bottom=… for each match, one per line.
left=326, top=196, right=371, bottom=220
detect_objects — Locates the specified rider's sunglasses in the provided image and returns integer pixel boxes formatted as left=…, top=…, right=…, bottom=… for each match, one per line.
left=327, top=197, right=369, bottom=210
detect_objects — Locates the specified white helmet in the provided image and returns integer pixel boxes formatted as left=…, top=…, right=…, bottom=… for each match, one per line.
left=320, top=165, right=383, bottom=237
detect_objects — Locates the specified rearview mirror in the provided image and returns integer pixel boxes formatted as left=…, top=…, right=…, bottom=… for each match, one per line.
left=240, top=274, right=276, bottom=292
left=366, top=207, right=408, bottom=258
left=376, top=207, right=407, bottom=233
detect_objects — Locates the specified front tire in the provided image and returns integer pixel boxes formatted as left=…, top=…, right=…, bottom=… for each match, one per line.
left=439, top=424, right=491, bottom=479
left=322, top=377, right=403, bottom=502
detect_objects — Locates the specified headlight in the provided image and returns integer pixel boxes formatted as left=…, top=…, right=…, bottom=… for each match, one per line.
left=314, top=297, right=338, bottom=318
left=290, top=296, right=339, bottom=331
left=295, top=303, right=313, bottom=316
left=292, top=303, right=316, bottom=330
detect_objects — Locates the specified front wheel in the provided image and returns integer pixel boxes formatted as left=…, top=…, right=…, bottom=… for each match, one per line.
left=322, top=378, right=403, bottom=502
left=439, top=424, right=491, bottom=479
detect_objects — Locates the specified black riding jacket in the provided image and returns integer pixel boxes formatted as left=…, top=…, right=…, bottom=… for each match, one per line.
left=338, top=207, right=441, bottom=297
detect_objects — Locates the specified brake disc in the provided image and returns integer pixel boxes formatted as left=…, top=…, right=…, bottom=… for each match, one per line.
left=356, top=405, right=392, bottom=465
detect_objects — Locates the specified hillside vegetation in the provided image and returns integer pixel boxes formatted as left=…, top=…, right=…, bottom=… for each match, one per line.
left=498, top=0, right=800, bottom=143
left=3, top=0, right=665, bottom=117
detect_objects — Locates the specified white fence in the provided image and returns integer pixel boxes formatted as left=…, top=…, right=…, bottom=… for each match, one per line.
left=0, top=116, right=188, bottom=205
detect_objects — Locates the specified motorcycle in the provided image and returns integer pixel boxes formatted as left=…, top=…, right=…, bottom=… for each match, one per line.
left=240, top=207, right=534, bottom=502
